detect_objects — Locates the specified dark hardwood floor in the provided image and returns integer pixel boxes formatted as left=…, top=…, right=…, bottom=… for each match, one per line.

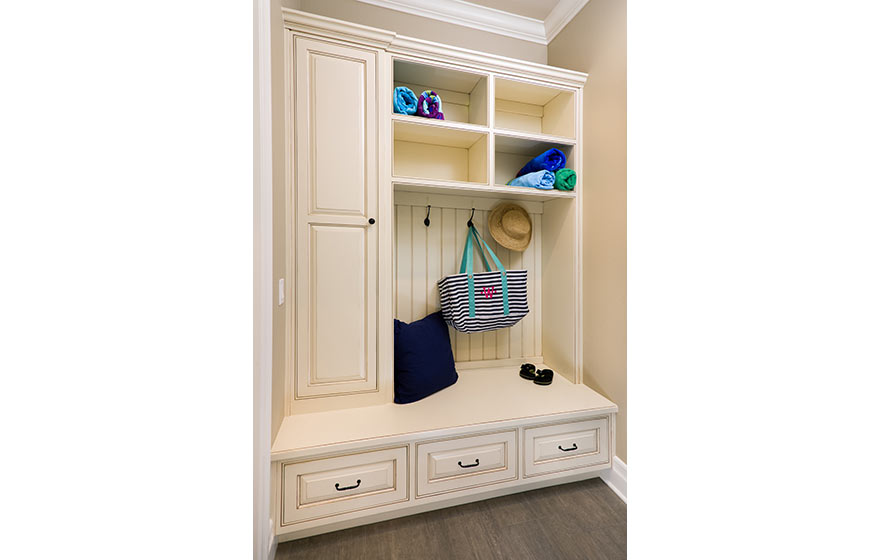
left=276, top=478, right=627, bottom=560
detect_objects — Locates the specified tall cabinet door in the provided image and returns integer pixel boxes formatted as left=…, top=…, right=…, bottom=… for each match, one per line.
left=293, top=37, right=378, bottom=399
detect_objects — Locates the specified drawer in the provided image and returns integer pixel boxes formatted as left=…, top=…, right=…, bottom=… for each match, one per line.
left=281, top=447, right=408, bottom=525
left=523, top=417, right=610, bottom=478
left=416, top=430, right=516, bottom=497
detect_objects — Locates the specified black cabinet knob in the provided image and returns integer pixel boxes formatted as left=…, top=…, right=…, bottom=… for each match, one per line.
left=368, top=218, right=375, bottom=224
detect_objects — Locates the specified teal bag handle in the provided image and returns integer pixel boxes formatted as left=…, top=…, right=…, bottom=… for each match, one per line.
left=458, top=226, right=510, bottom=318
left=471, top=227, right=507, bottom=275
left=459, top=227, right=491, bottom=274
left=459, top=228, right=479, bottom=318
left=471, top=227, right=509, bottom=317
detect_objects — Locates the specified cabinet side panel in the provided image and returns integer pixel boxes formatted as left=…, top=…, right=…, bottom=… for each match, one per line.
left=541, top=198, right=578, bottom=382
left=542, top=91, right=576, bottom=138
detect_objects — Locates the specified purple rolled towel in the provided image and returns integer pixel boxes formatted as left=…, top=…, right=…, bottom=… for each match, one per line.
left=417, top=90, right=445, bottom=120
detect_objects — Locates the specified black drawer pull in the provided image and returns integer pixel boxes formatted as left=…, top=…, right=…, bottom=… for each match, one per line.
left=335, top=479, right=362, bottom=491
left=558, top=444, right=578, bottom=452
left=458, top=459, right=480, bottom=468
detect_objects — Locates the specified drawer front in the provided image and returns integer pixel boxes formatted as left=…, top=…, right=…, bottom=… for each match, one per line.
left=299, top=459, right=396, bottom=506
left=281, top=447, right=408, bottom=525
left=417, top=430, right=516, bottom=497
left=534, top=430, right=598, bottom=463
left=523, top=417, right=610, bottom=477
left=429, top=443, right=507, bottom=481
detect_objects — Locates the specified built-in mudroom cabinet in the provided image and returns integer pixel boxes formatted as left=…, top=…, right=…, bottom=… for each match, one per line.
left=272, top=9, right=618, bottom=541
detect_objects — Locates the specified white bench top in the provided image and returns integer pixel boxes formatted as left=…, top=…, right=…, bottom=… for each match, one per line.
left=271, top=364, right=617, bottom=460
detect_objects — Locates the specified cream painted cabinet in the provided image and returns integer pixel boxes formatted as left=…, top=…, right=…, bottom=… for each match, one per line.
left=293, top=37, right=379, bottom=399
left=274, top=9, right=619, bottom=543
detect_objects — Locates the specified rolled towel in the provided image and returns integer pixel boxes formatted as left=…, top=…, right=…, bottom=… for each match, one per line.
left=417, top=90, right=445, bottom=119
left=393, top=86, right=418, bottom=115
left=515, top=148, right=566, bottom=177
left=554, top=168, right=577, bottom=191
left=507, top=170, right=555, bottom=190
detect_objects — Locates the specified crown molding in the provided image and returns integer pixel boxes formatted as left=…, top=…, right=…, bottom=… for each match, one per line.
left=285, top=1, right=591, bottom=48
left=545, top=0, right=590, bottom=43
left=282, top=8, right=396, bottom=49
left=355, top=0, right=589, bottom=45
left=357, top=0, right=547, bottom=44
left=390, top=35, right=587, bottom=87
left=281, top=8, right=587, bottom=86
left=281, top=7, right=587, bottom=86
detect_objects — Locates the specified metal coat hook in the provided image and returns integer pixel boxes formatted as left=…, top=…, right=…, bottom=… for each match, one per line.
left=467, top=207, right=475, bottom=228
left=424, top=205, right=431, bottom=227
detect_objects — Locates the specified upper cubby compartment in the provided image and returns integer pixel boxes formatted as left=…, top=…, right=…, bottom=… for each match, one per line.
left=494, top=77, right=576, bottom=139
left=393, top=59, right=489, bottom=126
left=494, top=133, right=575, bottom=190
left=393, top=119, right=488, bottom=185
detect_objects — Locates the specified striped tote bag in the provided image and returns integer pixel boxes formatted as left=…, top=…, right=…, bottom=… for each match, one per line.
left=438, top=225, right=528, bottom=333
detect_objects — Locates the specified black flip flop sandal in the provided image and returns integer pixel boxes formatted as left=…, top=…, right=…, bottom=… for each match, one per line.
left=519, top=363, right=537, bottom=380
left=534, top=369, right=554, bottom=385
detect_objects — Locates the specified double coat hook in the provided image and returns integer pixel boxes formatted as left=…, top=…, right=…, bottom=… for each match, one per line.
left=422, top=205, right=476, bottom=229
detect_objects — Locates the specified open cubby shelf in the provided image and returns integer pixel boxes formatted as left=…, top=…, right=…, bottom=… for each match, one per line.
left=391, top=59, right=579, bottom=197
left=394, top=59, right=489, bottom=126
left=393, top=178, right=575, bottom=201
left=494, top=132, right=574, bottom=189
left=495, top=76, right=576, bottom=139
left=393, top=118, right=489, bottom=184
left=493, top=128, right=577, bottom=149
left=391, top=113, right=489, bottom=135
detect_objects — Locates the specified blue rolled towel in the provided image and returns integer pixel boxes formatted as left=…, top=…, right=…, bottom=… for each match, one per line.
left=507, top=170, right=556, bottom=190
left=393, top=86, right=417, bottom=115
left=515, top=148, right=567, bottom=177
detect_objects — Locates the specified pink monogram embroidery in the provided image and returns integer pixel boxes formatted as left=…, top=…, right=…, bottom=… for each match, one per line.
left=481, top=286, right=497, bottom=298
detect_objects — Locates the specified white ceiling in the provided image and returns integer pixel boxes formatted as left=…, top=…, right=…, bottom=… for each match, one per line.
left=356, top=0, right=589, bottom=45
left=467, top=0, right=559, bottom=21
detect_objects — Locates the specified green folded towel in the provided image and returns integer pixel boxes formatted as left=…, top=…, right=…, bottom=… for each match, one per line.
left=554, top=168, right=577, bottom=191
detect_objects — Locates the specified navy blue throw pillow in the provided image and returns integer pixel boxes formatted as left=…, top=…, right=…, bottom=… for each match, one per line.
left=394, top=311, right=458, bottom=404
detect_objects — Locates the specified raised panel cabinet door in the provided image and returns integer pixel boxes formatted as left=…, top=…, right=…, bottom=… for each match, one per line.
left=293, top=37, right=379, bottom=398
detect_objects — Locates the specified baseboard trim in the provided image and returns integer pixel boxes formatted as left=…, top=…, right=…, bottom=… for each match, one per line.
left=600, top=456, right=627, bottom=503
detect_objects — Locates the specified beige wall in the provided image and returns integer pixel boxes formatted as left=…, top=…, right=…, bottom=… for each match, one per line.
left=548, top=0, right=627, bottom=462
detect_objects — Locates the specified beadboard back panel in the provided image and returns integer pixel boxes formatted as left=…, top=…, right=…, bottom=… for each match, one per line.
left=394, top=200, right=542, bottom=363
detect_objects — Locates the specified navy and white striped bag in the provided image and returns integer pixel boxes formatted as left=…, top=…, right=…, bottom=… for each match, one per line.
left=437, top=225, right=528, bottom=333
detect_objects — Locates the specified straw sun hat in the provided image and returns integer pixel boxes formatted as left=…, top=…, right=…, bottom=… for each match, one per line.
left=488, top=203, right=532, bottom=252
